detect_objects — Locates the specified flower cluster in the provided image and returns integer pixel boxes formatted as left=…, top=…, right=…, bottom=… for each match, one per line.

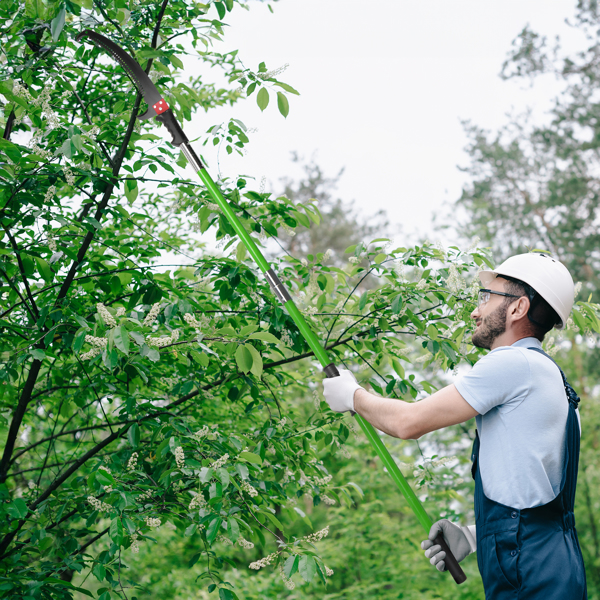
left=81, top=347, right=102, bottom=361
left=446, top=264, right=465, bottom=294
left=278, top=563, right=295, bottom=590
left=85, top=335, right=108, bottom=348
left=313, top=473, right=332, bottom=486
left=130, top=532, right=139, bottom=553
left=137, top=489, right=154, bottom=502
left=147, top=329, right=180, bottom=348
left=144, top=516, right=161, bottom=528
left=249, top=551, right=278, bottom=570
left=210, top=453, right=229, bottom=469
left=183, top=313, right=200, bottom=328
left=240, top=480, right=258, bottom=498
left=217, top=535, right=234, bottom=546
left=127, top=453, right=138, bottom=471
left=143, top=303, right=162, bottom=326
left=87, top=495, right=113, bottom=512
left=349, top=256, right=360, bottom=264
left=238, top=537, right=254, bottom=549
left=97, top=303, right=116, bottom=328
left=189, top=492, right=207, bottom=510
left=302, top=526, right=330, bottom=543
left=280, top=330, right=293, bottom=347
left=98, top=465, right=111, bottom=473
left=174, top=446, right=185, bottom=469
left=193, top=425, right=210, bottom=440
left=325, top=566, right=334, bottom=576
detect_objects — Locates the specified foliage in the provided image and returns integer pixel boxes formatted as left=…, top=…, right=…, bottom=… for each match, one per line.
left=2, top=1, right=600, bottom=599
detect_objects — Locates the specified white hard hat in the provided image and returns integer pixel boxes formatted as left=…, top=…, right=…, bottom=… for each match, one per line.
left=479, top=253, right=575, bottom=329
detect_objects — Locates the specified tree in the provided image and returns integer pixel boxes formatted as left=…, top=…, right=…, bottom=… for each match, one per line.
left=2, top=1, right=600, bottom=598
left=275, top=154, right=389, bottom=267
left=456, top=2, right=600, bottom=296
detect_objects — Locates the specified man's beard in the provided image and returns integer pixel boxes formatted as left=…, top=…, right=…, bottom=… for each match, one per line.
left=472, top=303, right=508, bottom=350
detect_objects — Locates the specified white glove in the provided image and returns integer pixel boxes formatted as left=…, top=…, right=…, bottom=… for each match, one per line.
left=322, top=369, right=362, bottom=413
left=421, top=520, right=476, bottom=572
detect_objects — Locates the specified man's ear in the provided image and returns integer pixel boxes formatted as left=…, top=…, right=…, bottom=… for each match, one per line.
left=510, top=296, right=530, bottom=321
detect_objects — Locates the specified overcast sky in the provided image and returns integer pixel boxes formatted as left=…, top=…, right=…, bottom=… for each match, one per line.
left=183, top=0, right=586, bottom=247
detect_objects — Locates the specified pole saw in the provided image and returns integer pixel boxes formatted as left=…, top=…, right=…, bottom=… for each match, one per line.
left=76, top=29, right=466, bottom=585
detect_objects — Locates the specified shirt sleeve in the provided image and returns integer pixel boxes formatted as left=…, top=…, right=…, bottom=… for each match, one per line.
left=455, top=347, right=531, bottom=415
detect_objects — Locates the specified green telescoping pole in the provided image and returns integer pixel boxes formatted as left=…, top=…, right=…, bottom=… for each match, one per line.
left=192, top=159, right=467, bottom=584
left=76, top=27, right=466, bottom=585
left=193, top=156, right=434, bottom=533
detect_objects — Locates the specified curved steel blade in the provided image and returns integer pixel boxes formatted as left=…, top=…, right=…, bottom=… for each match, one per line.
left=77, top=29, right=169, bottom=120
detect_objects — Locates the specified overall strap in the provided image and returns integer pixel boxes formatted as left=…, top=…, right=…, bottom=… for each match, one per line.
left=527, top=346, right=581, bottom=409
left=527, top=346, right=581, bottom=512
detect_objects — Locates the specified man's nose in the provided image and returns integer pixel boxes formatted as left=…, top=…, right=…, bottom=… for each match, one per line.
left=471, top=306, right=480, bottom=320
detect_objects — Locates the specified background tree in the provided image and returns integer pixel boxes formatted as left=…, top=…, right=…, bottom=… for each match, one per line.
left=455, top=1, right=600, bottom=592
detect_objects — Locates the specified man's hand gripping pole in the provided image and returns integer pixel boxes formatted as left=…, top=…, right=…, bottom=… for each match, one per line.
left=76, top=30, right=467, bottom=585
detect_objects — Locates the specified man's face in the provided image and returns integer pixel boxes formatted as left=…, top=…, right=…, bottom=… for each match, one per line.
left=470, top=278, right=514, bottom=350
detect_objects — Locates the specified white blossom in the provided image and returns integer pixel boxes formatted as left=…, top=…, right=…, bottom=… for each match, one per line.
left=96, top=303, right=116, bottom=328
left=85, top=335, right=108, bottom=348
left=147, top=329, right=179, bottom=348
left=301, top=526, right=329, bottom=543
left=144, top=516, right=161, bottom=528
left=127, top=453, right=138, bottom=471
left=174, top=446, right=185, bottom=469
left=193, top=425, right=210, bottom=440
left=415, top=279, right=427, bottom=290
left=143, top=303, right=161, bottom=327
left=325, top=566, right=334, bottom=576
left=241, top=480, right=258, bottom=498
left=130, top=532, right=139, bottom=553
left=313, top=474, right=332, bottom=486
left=322, top=495, right=336, bottom=505
left=574, top=282, right=582, bottom=298
left=238, top=537, right=254, bottom=549
left=87, top=495, right=113, bottom=512
left=184, top=313, right=200, bottom=328
left=210, top=453, right=229, bottom=469
left=249, top=551, right=278, bottom=570
left=81, top=347, right=102, bottom=361
left=446, top=264, right=464, bottom=294
left=115, top=307, right=126, bottom=318
left=98, top=465, right=111, bottom=473
left=189, top=492, right=207, bottom=510
left=278, top=563, right=295, bottom=590
left=349, top=256, right=360, bottom=264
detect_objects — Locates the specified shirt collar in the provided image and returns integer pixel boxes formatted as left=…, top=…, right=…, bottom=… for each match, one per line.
left=511, top=337, right=542, bottom=349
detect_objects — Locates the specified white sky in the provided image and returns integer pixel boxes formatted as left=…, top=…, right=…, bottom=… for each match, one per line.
left=181, top=0, right=587, bottom=248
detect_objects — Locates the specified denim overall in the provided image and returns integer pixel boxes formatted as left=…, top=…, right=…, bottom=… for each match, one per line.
left=471, top=347, right=587, bottom=599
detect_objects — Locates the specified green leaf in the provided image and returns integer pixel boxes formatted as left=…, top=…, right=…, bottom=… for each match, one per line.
left=96, top=470, right=115, bottom=487
left=248, top=331, right=280, bottom=344
left=374, top=253, right=386, bottom=264
left=276, top=92, right=289, bottom=117
left=236, top=241, right=247, bottom=262
left=185, top=524, right=197, bottom=537
left=7, top=498, right=28, bottom=519
left=299, top=555, right=317, bottom=582
left=284, top=554, right=299, bottom=578
left=359, top=292, right=368, bottom=310
left=30, top=349, right=46, bottom=361
left=51, top=6, right=66, bottom=41
left=238, top=451, right=262, bottom=464
left=215, top=1, right=225, bottom=19
left=391, top=294, right=403, bottom=314
left=109, top=518, right=123, bottom=545
left=246, top=343, right=263, bottom=378
left=206, top=517, right=222, bottom=544
left=34, top=256, right=53, bottom=282
left=235, top=344, right=253, bottom=373
left=114, top=325, right=130, bottom=355
left=125, top=179, right=138, bottom=203
left=227, top=517, right=240, bottom=542
left=127, top=423, right=140, bottom=448
left=274, top=81, right=300, bottom=95
left=216, top=467, right=230, bottom=489
left=257, top=87, right=269, bottom=111
left=219, top=589, right=237, bottom=600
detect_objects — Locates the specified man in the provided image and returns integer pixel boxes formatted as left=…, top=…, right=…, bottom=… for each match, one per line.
left=323, top=253, right=587, bottom=599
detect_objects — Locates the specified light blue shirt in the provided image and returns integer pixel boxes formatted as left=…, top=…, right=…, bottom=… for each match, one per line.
left=455, top=337, right=574, bottom=509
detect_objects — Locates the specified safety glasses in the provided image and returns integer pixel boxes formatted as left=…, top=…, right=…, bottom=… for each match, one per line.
left=478, top=288, right=521, bottom=307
